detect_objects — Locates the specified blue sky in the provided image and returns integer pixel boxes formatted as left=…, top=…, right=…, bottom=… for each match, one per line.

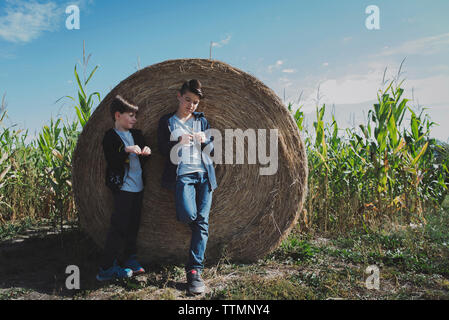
left=1, top=0, right=449, bottom=141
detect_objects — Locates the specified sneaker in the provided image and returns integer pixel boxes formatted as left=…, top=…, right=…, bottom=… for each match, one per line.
left=125, top=254, right=145, bottom=275
left=186, top=269, right=205, bottom=294
left=96, top=260, right=133, bottom=281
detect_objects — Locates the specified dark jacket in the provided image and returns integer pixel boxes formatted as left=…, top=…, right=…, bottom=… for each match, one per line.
left=102, top=128, right=149, bottom=192
left=157, top=111, right=218, bottom=192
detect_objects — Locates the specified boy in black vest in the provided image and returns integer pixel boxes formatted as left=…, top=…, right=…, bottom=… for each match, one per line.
left=96, top=95, right=151, bottom=281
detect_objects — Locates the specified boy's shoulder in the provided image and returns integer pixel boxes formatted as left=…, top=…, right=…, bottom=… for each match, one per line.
left=129, top=128, right=144, bottom=139
left=193, top=111, right=205, bottom=118
left=129, top=128, right=142, bottom=133
left=103, top=128, right=117, bottom=139
left=102, top=128, right=119, bottom=147
left=104, top=127, right=141, bottom=136
left=157, top=111, right=208, bottom=127
left=159, top=111, right=176, bottom=123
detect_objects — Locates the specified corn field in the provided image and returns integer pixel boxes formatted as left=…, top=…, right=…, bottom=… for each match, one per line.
left=290, top=78, right=449, bottom=234
left=0, top=43, right=99, bottom=235
left=1, top=56, right=448, bottom=236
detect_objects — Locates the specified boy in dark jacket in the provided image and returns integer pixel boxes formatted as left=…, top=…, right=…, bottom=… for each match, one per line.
left=157, top=79, right=217, bottom=294
left=97, top=95, right=151, bottom=281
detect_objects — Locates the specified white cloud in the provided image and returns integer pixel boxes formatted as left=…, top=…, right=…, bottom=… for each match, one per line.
left=268, top=60, right=284, bottom=73
left=300, top=67, right=449, bottom=119
left=0, top=0, right=94, bottom=43
left=260, top=32, right=449, bottom=139
left=379, top=32, right=449, bottom=56
left=211, top=35, right=231, bottom=48
left=282, top=69, right=295, bottom=73
left=306, top=70, right=383, bottom=105
left=278, top=77, right=292, bottom=87
left=406, top=75, right=449, bottom=107
left=0, top=0, right=61, bottom=43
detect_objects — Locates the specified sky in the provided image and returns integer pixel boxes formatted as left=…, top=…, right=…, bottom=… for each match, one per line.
left=1, top=0, right=448, bottom=142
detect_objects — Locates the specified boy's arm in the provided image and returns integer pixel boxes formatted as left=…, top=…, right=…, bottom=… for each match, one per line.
left=157, top=116, right=179, bottom=157
left=102, top=131, right=128, bottom=166
left=201, top=118, right=214, bottom=157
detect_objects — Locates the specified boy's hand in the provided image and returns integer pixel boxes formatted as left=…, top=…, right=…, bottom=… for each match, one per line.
left=141, top=146, right=151, bottom=156
left=193, top=132, right=206, bottom=143
left=125, top=145, right=142, bottom=155
left=178, top=134, right=193, bottom=145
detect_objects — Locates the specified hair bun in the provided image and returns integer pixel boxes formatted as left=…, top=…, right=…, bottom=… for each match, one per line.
left=180, top=79, right=204, bottom=99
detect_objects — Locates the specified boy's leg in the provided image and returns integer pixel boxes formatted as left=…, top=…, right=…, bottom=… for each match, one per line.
left=186, top=172, right=213, bottom=273
left=175, top=173, right=198, bottom=224
left=100, top=190, right=134, bottom=269
left=124, top=191, right=143, bottom=259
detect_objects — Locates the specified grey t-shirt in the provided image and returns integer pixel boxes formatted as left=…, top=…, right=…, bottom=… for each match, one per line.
left=113, top=128, right=144, bottom=192
left=170, top=114, right=206, bottom=176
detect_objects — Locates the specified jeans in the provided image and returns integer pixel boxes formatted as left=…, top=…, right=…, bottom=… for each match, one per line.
left=175, top=171, right=213, bottom=272
left=101, top=190, right=143, bottom=269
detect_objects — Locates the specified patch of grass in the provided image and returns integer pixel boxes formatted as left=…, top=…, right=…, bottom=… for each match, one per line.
left=0, top=218, right=40, bottom=241
left=157, top=288, right=177, bottom=300
left=142, top=265, right=186, bottom=289
left=425, top=207, right=449, bottom=243
left=322, top=208, right=449, bottom=277
left=441, top=195, right=449, bottom=209
left=268, top=236, right=320, bottom=265
left=0, top=288, right=32, bottom=300
left=323, top=246, right=366, bottom=264
left=209, top=275, right=317, bottom=300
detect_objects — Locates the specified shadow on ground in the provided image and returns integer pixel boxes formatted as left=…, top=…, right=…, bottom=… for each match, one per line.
left=0, top=228, right=101, bottom=297
left=0, top=227, right=187, bottom=299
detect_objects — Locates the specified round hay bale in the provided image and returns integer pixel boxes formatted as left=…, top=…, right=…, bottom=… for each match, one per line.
left=72, top=58, right=308, bottom=265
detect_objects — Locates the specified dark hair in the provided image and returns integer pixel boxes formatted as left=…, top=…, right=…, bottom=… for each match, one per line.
left=180, top=79, right=204, bottom=99
left=110, top=95, right=138, bottom=122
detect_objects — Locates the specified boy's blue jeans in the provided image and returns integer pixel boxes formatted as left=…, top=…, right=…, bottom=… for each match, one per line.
left=175, top=171, right=213, bottom=273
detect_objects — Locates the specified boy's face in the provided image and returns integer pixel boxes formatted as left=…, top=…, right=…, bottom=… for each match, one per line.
left=115, top=111, right=137, bottom=130
left=177, top=91, right=200, bottom=116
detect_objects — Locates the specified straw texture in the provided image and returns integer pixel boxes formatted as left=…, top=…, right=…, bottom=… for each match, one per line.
left=72, top=59, right=308, bottom=265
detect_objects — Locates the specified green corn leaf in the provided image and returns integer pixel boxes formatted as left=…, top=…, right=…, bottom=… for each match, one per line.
left=0, top=110, right=6, bottom=122
left=85, top=65, right=99, bottom=85
left=78, top=91, right=87, bottom=110
left=412, top=141, right=429, bottom=166
left=411, top=115, right=419, bottom=141
left=393, top=137, right=406, bottom=154
left=359, top=124, right=369, bottom=139
left=394, top=87, right=404, bottom=103
left=315, top=149, right=330, bottom=172
left=397, top=99, right=408, bottom=127
left=384, top=80, right=394, bottom=96
left=74, top=65, right=86, bottom=99
left=55, top=95, right=76, bottom=104
left=74, top=106, right=87, bottom=127
left=87, top=92, right=101, bottom=108
left=387, top=113, right=398, bottom=147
